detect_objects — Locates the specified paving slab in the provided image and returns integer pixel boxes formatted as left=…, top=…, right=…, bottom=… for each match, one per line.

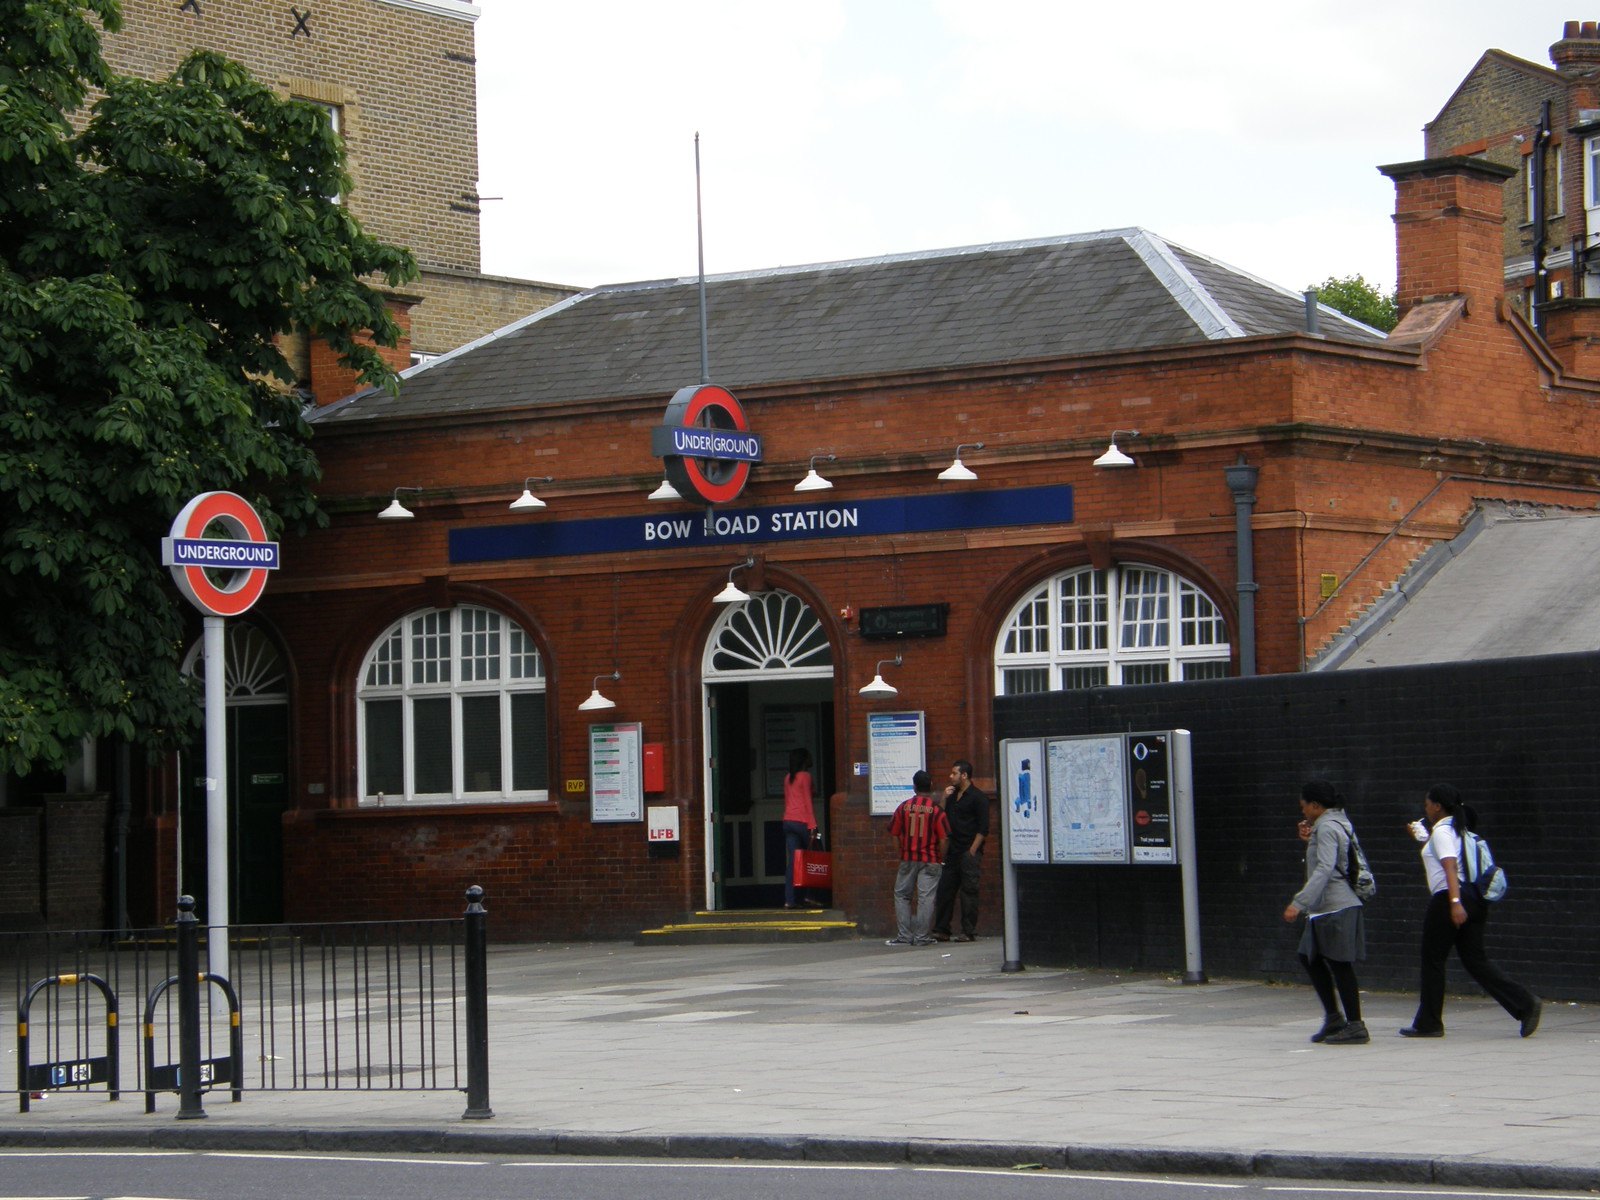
left=5, top=939, right=1598, bottom=1187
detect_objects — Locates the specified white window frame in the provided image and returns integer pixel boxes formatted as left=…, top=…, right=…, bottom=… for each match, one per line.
left=356, top=605, right=548, bottom=805
left=994, top=564, right=1231, bottom=694
left=1585, top=137, right=1600, bottom=212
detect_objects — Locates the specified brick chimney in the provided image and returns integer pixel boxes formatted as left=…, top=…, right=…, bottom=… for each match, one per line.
left=306, top=294, right=416, bottom=405
left=1551, top=21, right=1600, bottom=74
left=1541, top=298, right=1600, bottom=376
left=1377, top=156, right=1517, bottom=316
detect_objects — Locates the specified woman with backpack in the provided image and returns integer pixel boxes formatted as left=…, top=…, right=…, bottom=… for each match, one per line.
left=1400, top=783, right=1541, bottom=1039
left=1282, top=781, right=1369, bottom=1045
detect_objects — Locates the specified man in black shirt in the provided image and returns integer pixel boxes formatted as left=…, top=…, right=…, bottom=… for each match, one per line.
left=931, top=759, right=989, bottom=942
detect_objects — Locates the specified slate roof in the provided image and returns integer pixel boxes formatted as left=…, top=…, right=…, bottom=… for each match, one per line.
left=313, top=229, right=1387, bottom=425
left=1317, top=501, right=1600, bottom=670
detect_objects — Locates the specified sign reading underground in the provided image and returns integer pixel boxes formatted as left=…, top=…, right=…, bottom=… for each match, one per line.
left=650, top=383, right=763, bottom=505
left=161, top=491, right=279, bottom=617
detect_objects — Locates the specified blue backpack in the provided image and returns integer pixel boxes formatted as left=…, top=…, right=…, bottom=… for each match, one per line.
left=1460, top=830, right=1507, bottom=902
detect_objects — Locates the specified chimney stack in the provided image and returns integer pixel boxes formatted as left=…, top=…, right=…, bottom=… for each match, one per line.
left=1550, top=20, right=1600, bottom=73
left=1377, top=156, right=1516, bottom=317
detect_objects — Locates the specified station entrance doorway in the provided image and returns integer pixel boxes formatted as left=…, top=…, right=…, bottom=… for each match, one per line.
left=701, top=591, right=835, bottom=910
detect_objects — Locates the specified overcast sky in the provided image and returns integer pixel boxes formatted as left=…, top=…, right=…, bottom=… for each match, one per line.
left=474, top=2, right=1578, bottom=295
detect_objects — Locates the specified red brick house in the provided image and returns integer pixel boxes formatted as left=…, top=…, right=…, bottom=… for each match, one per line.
left=133, top=154, right=1600, bottom=940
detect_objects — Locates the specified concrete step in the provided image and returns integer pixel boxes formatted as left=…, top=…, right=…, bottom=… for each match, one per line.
left=635, top=909, right=858, bottom=945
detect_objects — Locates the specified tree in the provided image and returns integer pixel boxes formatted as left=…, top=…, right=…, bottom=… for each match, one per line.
left=1308, top=274, right=1398, bottom=333
left=1, top=0, right=416, bottom=774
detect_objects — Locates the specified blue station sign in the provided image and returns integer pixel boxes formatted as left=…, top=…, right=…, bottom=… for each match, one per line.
left=451, top=483, right=1074, bottom=564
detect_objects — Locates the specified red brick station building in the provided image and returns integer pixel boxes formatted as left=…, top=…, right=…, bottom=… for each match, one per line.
left=135, top=149, right=1591, bottom=943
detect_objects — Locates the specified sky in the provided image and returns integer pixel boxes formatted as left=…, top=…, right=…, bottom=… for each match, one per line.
left=474, top=2, right=1581, bottom=296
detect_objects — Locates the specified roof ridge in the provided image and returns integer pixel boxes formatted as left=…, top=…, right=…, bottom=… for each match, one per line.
left=1123, top=230, right=1245, bottom=340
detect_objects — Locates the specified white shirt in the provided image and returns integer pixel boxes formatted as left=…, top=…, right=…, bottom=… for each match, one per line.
left=1421, top=821, right=1462, bottom=896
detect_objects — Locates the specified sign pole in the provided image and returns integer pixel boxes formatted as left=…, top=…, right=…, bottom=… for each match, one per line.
left=1000, top=793, right=1022, bottom=973
left=203, top=615, right=229, bottom=979
left=1172, top=729, right=1206, bottom=984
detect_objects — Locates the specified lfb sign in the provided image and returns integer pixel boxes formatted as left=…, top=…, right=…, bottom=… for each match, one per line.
left=650, top=384, right=763, bottom=505
left=161, top=492, right=279, bottom=617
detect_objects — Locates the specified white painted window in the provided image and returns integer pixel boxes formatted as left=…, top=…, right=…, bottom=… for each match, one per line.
left=1585, top=137, right=1600, bottom=211
left=358, top=605, right=547, bottom=804
left=1529, top=147, right=1565, bottom=221
left=994, top=565, right=1231, bottom=694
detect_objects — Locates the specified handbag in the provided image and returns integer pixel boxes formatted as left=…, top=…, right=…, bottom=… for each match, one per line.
left=794, top=848, right=832, bottom=889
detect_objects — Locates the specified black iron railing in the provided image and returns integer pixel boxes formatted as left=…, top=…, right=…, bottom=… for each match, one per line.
left=5, top=885, right=491, bottom=1120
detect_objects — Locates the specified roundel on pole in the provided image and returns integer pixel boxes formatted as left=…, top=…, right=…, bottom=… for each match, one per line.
left=650, top=384, right=764, bottom=506
left=160, top=492, right=279, bottom=617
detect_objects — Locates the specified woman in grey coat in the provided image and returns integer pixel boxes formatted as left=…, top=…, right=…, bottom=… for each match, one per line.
left=1282, top=780, right=1368, bottom=1044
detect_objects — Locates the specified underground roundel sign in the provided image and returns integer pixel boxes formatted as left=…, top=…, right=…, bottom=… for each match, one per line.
left=160, top=492, right=279, bottom=617
left=649, top=384, right=763, bottom=505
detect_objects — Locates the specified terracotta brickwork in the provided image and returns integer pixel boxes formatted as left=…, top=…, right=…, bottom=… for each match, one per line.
left=100, top=0, right=578, bottom=378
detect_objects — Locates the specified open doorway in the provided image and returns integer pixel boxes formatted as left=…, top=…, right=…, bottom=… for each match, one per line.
left=700, top=590, right=835, bottom=911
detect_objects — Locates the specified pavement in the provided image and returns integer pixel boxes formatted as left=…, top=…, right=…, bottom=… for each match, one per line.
left=5, top=937, right=1599, bottom=1190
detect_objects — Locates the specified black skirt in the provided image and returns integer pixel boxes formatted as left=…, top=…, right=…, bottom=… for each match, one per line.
left=1297, top=904, right=1366, bottom=963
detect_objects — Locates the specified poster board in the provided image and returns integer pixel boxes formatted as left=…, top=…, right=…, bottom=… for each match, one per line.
left=867, top=711, right=924, bottom=816
left=589, top=722, right=644, bottom=822
left=1046, top=735, right=1129, bottom=863
left=1127, top=732, right=1175, bottom=863
left=1000, top=738, right=1047, bottom=862
left=762, top=706, right=819, bottom=798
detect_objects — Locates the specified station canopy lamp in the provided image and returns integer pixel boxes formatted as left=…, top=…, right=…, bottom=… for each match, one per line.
left=578, top=672, right=621, bottom=712
left=937, top=443, right=985, bottom=482
left=858, top=655, right=904, bottom=698
left=714, top=555, right=756, bottom=605
left=1093, top=430, right=1141, bottom=469
left=794, top=453, right=836, bottom=493
left=378, top=486, right=423, bottom=520
left=510, top=476, right=553, bottom=512
left=648, top=477, right=683, bottom=501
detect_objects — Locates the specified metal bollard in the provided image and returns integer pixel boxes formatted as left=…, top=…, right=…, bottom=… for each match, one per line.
left=461, top=885, right=492, bottom=1120
left=175, top=896, right=206, bottom=1120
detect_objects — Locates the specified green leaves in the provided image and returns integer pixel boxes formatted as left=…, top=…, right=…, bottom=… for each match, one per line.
left=1308, top=274, right=1399, bottom=334
left=0, top=5, right=415, bottom=775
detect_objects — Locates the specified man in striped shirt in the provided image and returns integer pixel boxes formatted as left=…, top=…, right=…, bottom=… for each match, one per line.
left=886, top=770, right=950, bottom=945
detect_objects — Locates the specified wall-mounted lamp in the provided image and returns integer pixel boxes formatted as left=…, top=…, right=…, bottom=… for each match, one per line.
left=510, top=476, right=553, bottom=512
left=1093, top=431, right=1140, bottom=469
left=714, top=555, right=756, bottom=605
left=378, top=486, right=423, bottom=520
left=578, top=671, right=620, bottom=712
left=858, top=654, right=903, bottom=698
left=795, top=453, right=836, bottom=493
left=648, top=477, right=683, bottom=501
left=937, top=443, right=985, bottom=482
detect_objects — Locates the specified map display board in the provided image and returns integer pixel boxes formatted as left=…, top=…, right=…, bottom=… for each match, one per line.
left=1001, top=739, right=1047, bottom=862
left=1128, top=732, right=1175, bottom=863
left=1046, top=735, right=1128, bottom=863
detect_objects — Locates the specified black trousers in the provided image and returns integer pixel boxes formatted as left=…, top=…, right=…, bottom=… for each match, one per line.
left=1411, top=890, right=1536, bottom=1033
left=933, top=851, right=980, bottom=937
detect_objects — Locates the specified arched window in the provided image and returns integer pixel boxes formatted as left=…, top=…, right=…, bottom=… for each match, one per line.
left=994, top=564, right=1230, bottom=694
left=702, top=591, right=833, bottom=680
left=357, top=605, right=547, bottom=804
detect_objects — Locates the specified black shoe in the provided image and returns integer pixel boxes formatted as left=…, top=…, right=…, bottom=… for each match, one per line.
left=1399, top=1026, right=1444, bottom=1038
left=931, top=932, right=951, bottom=942
left=1323, top=1019, right=1369, bottom=1045
left=951, top=933, right=975, bottom=943
left=1520, top=998, right=1543, bottom=1038
left=1310, top=1015, right=1348, bottom=1043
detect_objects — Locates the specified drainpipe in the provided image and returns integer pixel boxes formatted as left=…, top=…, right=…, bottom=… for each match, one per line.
left=1223, top=457, right=1260, bottom=677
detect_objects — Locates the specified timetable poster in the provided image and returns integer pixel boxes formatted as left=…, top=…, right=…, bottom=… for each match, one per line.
left=867, top=711, right=925, bottom=816
left=590, top=722, right=644, bottom=822
left=1001, top=739, right=1047, bottom=862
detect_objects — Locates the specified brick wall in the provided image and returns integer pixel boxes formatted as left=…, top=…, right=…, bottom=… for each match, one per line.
left=0, top=810, right=42, bottom=924
left=42, top=797, right=110, bottom=931
left=994, top=653, right=1600, bottom=1001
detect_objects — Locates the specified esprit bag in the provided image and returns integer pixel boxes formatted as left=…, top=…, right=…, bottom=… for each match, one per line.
left=1342, top=825, right=1377, bottom=901
left=1459, top=829, right=1507, bottom=902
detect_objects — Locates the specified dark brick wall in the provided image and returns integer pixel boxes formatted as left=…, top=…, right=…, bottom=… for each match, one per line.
left=42, top=797, right=110, bottom=931
left=0, top=810, right=42, bottom=923
left=995, top=653, right=1600, bottom=1001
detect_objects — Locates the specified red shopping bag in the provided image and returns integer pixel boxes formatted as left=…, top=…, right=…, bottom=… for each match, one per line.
left=794, top=849, right=832, bottom=889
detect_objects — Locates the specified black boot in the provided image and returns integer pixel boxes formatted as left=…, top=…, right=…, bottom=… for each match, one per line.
left=1310, top=1014, right=1347, bottom=1043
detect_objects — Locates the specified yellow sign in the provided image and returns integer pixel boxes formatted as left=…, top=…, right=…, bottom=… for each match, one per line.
left=565, top=779, right=586, bottom=793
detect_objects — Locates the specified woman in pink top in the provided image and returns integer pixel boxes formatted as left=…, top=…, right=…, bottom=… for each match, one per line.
left=782, top=748, right=821, bottom=909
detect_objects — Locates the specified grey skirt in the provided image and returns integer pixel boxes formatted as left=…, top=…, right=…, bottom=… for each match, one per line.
left=1297, top=904, right=1366, bottom=964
